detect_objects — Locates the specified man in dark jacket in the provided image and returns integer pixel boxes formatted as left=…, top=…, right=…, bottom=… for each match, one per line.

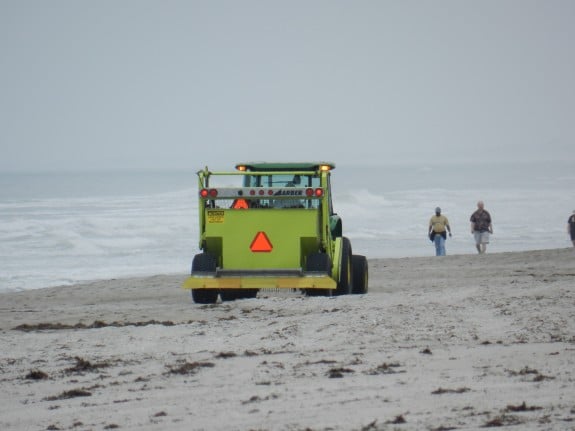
left=470, top=200, right=493, bottom=254
left=567, top=210, right=575, bottom=248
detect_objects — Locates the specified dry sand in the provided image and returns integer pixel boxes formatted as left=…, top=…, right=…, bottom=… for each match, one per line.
left=1, top=248, right=574, bottom=430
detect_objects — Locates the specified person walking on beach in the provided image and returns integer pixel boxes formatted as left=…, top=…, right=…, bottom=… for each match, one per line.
left=429, top=207, right=452, bottom=256
left=567, top=210, right=575, bottom=248
left=470, top=200, right=493, bottom=254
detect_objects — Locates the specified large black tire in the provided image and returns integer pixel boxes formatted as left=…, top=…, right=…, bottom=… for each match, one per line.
left=351, top=255, right=368, bottom=294
left=335, top=237, right=353, bottom=296
left=219, top=290, right=240, bottom=302
left=220, top=288, right=258, bottom=301
left=190, top=253, right=219, bottom=304
left=305, top=252, right=332, bottom=297
left=241, top=289, right=259, bottom=299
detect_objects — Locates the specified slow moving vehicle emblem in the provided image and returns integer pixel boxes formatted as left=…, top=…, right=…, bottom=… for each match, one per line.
left=250, top=231, right=273, bottom=252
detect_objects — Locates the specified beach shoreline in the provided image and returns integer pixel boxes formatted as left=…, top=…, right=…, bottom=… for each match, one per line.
left=1, top=248, right=574, bottom=430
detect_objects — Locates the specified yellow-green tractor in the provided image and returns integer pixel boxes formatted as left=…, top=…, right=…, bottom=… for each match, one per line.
left=182, top=162, right=368, bottom=303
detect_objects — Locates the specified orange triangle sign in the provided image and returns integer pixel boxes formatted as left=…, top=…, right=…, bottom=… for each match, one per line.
left=250, top=231, right=273, bottom=252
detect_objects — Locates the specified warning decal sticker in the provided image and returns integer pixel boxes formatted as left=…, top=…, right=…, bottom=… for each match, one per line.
left=207, top=210, right=224, bottom=223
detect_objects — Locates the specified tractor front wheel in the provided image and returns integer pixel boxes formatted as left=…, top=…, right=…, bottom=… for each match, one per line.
left=351, top=255, right=368, bottom=294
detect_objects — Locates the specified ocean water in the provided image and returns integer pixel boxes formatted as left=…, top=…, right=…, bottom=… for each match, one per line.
left=1, top=162, right=573, bottom=292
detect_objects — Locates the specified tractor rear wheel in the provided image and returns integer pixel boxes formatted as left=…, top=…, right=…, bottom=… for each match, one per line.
left=335, top=237, right=353, bottom=295
left=241, top=289, right=259, bottom=299
left=305, top=252, right=332, bottom=297
left=190, top=253, right=219, bottom=304
left=220, top=290, right=240, bottom=302
left=220, top=289, right=258, bottom=301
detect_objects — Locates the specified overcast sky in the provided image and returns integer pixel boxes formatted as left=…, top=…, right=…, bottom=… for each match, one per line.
left=1, top=1, right=574, bottom=172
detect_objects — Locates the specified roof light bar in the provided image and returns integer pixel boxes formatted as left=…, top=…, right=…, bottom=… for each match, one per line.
left=201, top=187, right=325, bottom=199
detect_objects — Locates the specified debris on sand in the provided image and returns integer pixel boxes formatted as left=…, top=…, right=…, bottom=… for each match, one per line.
left=214, top=351, right=237, bottom=359
left=387, top=414, right=406, bottom=424
left=24, top=370, right=49, bottom=380
left=327, top=367, right=355, bottom=378
left=365, top=362, right=403, bottom=375
left=431, top=387, right=470, bottom=395
left=13, top=320, right=180, bottom=332
left=483, top=414, right=523, bottom=427
left=505, top=402, right=543, bottom=412
left=45, top=389, right=92, bottom=401
left=65, top=356, right=111, bottom=374
left=166, top=361, right=215, bottom=375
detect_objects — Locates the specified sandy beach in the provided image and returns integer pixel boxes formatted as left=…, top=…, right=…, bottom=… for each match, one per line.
left=1, top=248, right=574, bottom=431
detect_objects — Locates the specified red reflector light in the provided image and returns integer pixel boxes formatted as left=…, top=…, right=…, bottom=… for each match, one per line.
left=208, top=189, right=218, bottom=198
left=305, top=188, right=313, bottom=197
left=200, top=189, right=209, bottom=198
left=315, top=188, right=324, bottom=197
